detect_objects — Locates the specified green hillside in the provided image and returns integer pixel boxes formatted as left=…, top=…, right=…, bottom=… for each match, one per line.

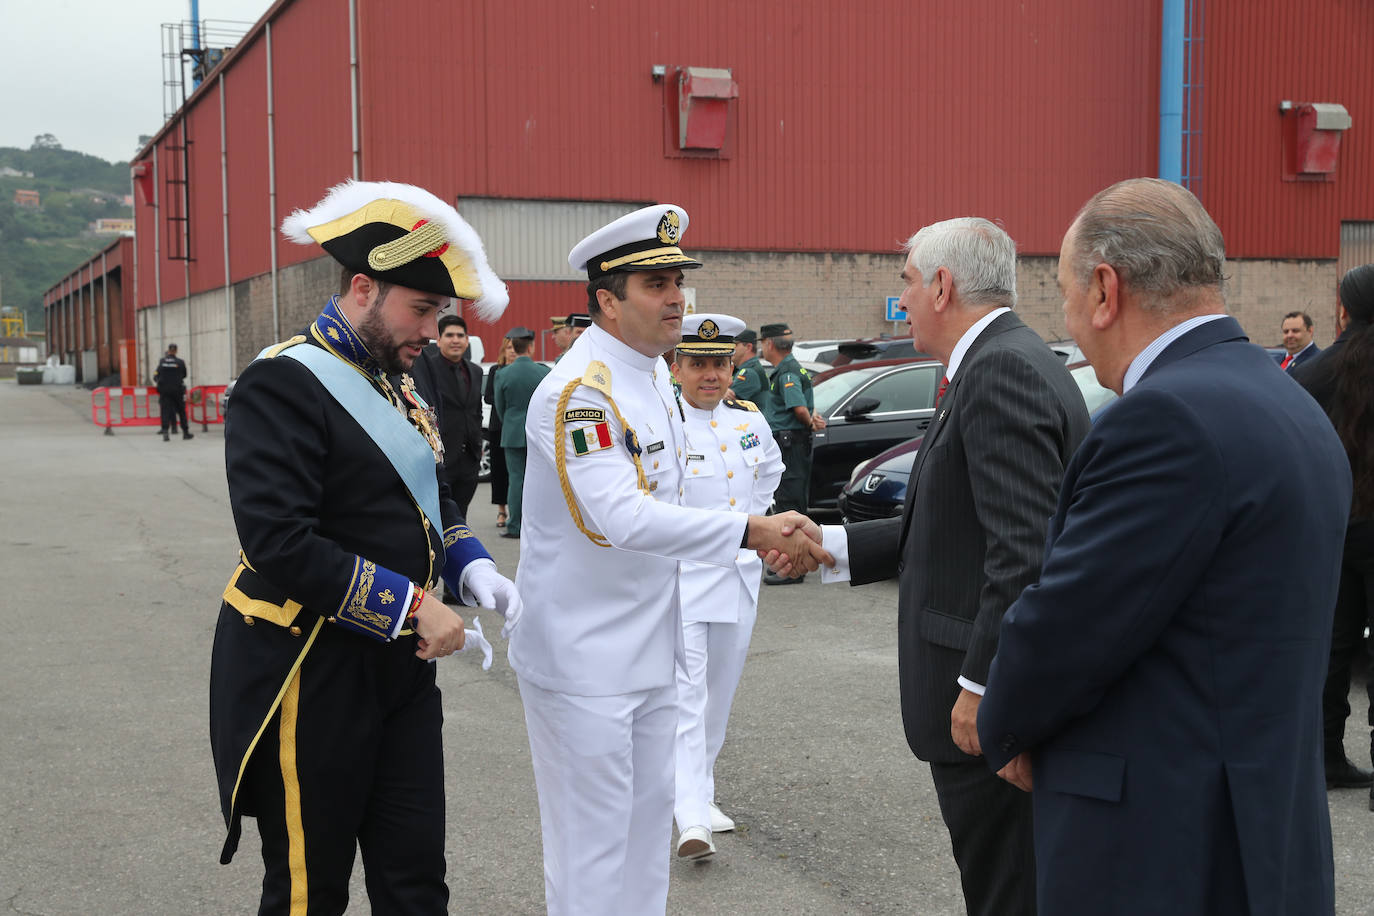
left=0, top=142, right=133, bottom=333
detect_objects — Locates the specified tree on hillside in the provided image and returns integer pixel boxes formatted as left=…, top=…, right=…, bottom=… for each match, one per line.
left=31, top=134, right=62, bottom=151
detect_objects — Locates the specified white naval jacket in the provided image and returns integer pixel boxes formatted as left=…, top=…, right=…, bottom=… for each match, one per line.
left=679, top=400, right=784, bottom=623
left=507, top=324, right=748, bottom=696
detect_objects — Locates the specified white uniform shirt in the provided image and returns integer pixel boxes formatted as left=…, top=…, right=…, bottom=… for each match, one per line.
left=679, top=400, right=784, bottom=623
left=508, top=324, right=748, bottom=696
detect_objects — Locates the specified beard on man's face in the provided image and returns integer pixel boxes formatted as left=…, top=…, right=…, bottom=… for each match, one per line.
left=356, top=302, right=415, bottom=375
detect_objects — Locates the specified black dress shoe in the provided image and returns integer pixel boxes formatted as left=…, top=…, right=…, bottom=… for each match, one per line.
left=1325, top=755, right=1374, bottom=789
left=500, top=531, right=520, bottom=539
left=763, top=572, right=804, bottom=586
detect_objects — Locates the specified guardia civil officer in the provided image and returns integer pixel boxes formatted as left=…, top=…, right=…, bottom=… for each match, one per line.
left=154, top=343, right=192, bottom=440
left=760, top=323, right=823, bottom=583
left=492, top=326, right=550, bottom=538
left=670, top=314, right=784, bottom=859
left=507, top=204, right=830, bottom=915
left=209, top=180, right=522, bottom=914
left=728, top=328, right=769, bottom=404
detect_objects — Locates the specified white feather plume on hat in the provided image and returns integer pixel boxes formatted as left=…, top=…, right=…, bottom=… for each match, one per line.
left=282, top=179, right=509, bottom=321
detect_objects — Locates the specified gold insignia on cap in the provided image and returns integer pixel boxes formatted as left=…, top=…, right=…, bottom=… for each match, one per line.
left=657, top=210, right=681, bottom=244
left=699, top=319, right=719, bottom=340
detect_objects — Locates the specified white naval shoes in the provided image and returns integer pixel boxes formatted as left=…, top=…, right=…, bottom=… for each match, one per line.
left=708, top=801, right=735, bottom=833
left=676, top=825, right=716, bottom=860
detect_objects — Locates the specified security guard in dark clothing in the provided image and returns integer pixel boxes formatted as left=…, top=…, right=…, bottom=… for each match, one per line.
left=760, top=322, right=822, bottom=583
left=210, top=180, right=522, bottom=914
left=154, top=343, right=192, bottom=440
left=730, top=329, right=769, bottom=404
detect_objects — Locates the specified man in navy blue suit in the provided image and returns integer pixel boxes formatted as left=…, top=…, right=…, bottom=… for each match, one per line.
left=1275, top=310, right=1321, bottom=373
left=977, top=178, right=1352, bottom=915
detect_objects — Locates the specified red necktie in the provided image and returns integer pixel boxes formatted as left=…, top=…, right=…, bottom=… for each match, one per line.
left=1280, top=354, right=1293, bottom=371
left=936, top=375, right=949, bottom=405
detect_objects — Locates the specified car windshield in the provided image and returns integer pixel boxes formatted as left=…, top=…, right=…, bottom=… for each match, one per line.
left=1070, top=363, right=1117, bottom=414
left=814, top=365, right=890, bottom=415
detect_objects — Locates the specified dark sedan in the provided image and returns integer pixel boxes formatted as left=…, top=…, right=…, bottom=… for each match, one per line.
left=836, top=360, right=1117, bottom=521
left=807, top=358, right=945, bottom=510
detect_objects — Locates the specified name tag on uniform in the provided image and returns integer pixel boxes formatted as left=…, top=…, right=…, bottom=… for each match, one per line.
left=646, top=440, right=665, bottom=454
left=685, top=452, right=706, bottom=463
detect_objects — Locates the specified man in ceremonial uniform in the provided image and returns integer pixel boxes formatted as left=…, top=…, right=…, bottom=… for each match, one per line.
left=728, top=328, right=769, bottom=404
left=761, top=322, right=822, bottom=583
left=210, top=180, right=522, bottom=914
left=670, top=314, right=784, bottom=860
left=154, top=342, right=192, bottom=440
left=508, top=204, right=830, bottom=915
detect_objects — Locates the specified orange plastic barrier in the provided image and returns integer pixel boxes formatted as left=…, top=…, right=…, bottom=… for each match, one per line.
left=91, top=387, right=162, bottom=435
left=187, top=385, right=228, bottom=431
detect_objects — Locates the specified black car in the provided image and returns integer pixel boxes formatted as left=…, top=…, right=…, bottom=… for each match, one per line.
left=835, top=360, right=1118, bottom=520
left=807, top=358, right=945, bottom=510
left=815, top=336, right=936, bottom=367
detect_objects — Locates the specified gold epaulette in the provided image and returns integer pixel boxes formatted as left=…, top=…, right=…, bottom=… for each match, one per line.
left=725, top=398, right=760, bottom=412
left=554, top=361, right=650, bottom=547
left=262, top=335, right=308, bottom=359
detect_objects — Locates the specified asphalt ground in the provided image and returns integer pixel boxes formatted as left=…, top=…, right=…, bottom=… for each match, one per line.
left=2, top=380, right=1372, bottom=915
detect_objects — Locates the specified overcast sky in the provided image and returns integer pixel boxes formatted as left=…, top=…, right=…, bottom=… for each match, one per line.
left=3, top=0, right=273, bottom=163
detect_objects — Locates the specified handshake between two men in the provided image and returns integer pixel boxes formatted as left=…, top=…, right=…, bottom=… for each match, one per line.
left=744, top=511, right=832, bottom=577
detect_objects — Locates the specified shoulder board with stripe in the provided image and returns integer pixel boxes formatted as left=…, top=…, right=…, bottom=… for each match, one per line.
left=724, top=398, right=760, bottom=412
left=262, top=335, right=308, bottom=359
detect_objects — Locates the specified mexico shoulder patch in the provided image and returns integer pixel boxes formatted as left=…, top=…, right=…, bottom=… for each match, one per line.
left=571, top=421, right=614, bottom=456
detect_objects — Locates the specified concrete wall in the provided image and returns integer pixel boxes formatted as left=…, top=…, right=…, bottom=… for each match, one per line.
left=135, top=251, right=1339, bottom=385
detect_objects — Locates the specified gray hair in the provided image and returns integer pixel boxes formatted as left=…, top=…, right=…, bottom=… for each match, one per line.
left=904, top=217, right=1017, bottom=309
left=1070, top=178, right=1226, bottom=312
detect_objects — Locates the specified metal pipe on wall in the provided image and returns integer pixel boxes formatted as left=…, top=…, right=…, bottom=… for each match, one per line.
left=1159, top=0, right=1184, bottom=183
left=102, top=250, right=110, bottom=372
left=130, top=167, right=142, bottom=384
left=349, top=0, right=361, bottom=179
left=154, top=148, right=164, bottom=370
left=182, top=118, right=194, bottom=387
left=220, top=73, right=235, bottom=378
left=267, top=21, right=281, bottom=341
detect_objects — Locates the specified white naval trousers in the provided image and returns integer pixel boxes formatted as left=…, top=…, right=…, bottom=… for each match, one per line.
left=673, top=579, right=758, bottom=833
left=517, top=677, right=677, bottom=916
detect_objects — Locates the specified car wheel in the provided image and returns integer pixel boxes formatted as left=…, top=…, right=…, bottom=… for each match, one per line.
left=477, top=438, right=491, bottom=482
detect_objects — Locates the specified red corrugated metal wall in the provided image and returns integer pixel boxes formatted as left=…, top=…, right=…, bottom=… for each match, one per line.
left=269, top=0, right=354, bottom=271
left=485, top=280, right=587, bottom=350
left=224, top=35, right=272, bottom=282
left=1203, top=0, right=1374, bottom=258
left=361, top=0, right=1159, bottom=256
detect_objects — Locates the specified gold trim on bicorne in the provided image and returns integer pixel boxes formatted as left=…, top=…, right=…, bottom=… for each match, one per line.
left=304, top=199, right=483, bottom=300
left=223, top=563, right=303, bottom=627
left=226, top=617, right=325, bottom=869
left=598, top=246, right=688, bottom=273
left=554, top=361, right=652, bottom=547
left=280, top=667, right=308, bottom=914
left=367, top=220, right=449, bottom=272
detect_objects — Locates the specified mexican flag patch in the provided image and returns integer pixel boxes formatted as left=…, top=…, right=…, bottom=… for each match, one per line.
left=571, top=421, right=613, bottom=456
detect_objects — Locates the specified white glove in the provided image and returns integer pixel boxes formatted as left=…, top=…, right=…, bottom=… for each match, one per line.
left=460, top=558, right=523, bottom=639
left=458, top=616, right=494, bottom=671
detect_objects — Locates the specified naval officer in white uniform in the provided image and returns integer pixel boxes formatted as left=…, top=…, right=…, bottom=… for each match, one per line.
left=670, top=314, right=784, bottom=860
left=507, top=205, right=831, bottom=915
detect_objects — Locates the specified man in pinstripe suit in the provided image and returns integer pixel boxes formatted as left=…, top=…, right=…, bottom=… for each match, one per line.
left=804, top=218, right=1090, bottom=915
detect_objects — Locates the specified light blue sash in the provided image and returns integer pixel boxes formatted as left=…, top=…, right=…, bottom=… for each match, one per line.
left=258, top=343, right=442, bottom=531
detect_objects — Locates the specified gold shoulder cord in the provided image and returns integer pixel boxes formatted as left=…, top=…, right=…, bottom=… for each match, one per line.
left=554, top=361, right=651, bottom=547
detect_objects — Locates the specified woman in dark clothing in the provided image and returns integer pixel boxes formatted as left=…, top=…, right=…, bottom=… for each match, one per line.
left=1294, top=263, right=1374, bottom=802
left=485, top=336, right=515, bottom=526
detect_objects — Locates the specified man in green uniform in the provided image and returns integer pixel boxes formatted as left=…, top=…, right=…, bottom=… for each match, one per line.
left=729, top=328, right=769, bottom=404
left=760, top=322, right=824, bottom=584
left=493, top=326, right=550, bottom=538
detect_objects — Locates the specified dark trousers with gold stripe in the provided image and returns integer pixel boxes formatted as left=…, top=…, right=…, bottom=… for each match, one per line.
left=233, top=623, right=448, bottom=915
